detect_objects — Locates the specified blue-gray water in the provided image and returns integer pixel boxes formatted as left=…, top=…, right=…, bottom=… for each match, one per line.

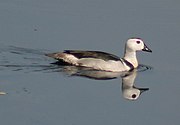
left=0, top=0, right=180, bottom=125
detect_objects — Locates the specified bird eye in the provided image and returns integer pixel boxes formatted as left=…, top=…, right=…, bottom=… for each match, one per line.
left=132, top=94, right=137, bottom=98
left=136, top=41, right=141, bottom=44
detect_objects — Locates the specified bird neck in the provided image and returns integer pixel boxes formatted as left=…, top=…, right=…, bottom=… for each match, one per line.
left=123, top=50, right=138, bottom=68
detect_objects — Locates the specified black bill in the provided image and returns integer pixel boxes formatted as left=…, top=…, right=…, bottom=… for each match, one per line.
left=142, top=43, right=152, bottom=52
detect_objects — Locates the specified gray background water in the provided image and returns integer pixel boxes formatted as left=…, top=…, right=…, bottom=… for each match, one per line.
left=0, top=0, right=180, bottom=125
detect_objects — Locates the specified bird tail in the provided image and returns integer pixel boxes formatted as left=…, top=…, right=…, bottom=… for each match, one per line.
left=45, top=52, right=78, bottom=65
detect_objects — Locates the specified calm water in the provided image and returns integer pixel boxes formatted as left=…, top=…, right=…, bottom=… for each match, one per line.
left=0, top=0, right=180, bottom=125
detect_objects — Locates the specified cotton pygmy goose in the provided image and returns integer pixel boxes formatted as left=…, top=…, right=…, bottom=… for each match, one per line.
left=46, top=38, right=152, bottom=72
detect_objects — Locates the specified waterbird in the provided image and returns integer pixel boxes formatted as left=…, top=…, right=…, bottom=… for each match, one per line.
left=46, top=38, right=152, bottom=72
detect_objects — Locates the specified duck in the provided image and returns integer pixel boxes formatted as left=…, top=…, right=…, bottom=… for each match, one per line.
left=45, top=38, right=152, bottom=72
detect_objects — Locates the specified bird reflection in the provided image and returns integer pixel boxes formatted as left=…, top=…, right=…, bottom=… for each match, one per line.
left=61, top=66, right=149, bottom=101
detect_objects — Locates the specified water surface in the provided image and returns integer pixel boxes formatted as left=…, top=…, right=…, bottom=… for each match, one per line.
left=0, top=0, right=180, bottom=125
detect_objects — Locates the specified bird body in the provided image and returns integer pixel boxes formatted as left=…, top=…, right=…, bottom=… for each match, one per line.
left=46, top=38, right=152, bottom=72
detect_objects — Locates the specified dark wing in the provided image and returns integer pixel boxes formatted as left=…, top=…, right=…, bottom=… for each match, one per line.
left=64, top=50, right=120, bottom=61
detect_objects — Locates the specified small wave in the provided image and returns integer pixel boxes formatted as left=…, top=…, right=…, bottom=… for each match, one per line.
left=0, top=45, right=56, bottom=73
left=138, top=64, right=153, bottom=72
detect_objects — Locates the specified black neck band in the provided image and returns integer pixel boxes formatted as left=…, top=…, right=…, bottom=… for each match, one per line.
left=122, top=58, right=134, bottom=71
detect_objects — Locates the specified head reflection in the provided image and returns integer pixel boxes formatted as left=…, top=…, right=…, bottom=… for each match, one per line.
left=61, top=66, right=149, bottom=101
left=121, top=70, right=149, bottom=100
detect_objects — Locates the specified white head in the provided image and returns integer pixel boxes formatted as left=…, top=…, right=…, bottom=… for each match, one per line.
left=125, top=38, right=152, bottom=52
left=123, top=38, right=152, bottom=68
